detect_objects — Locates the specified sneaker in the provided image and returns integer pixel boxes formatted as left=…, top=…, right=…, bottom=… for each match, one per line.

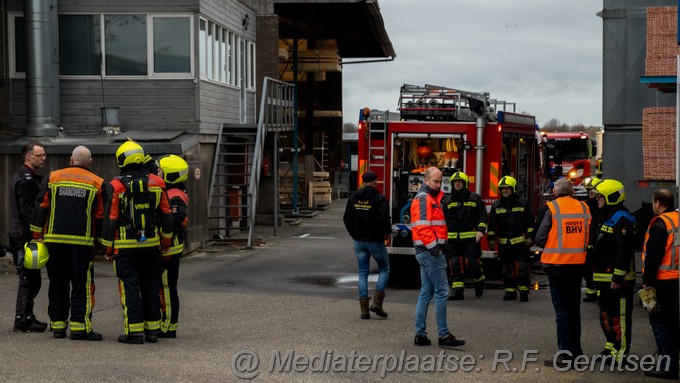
left=118, top=334, right=144, bottom=344
left=519, top=291, right=529, bottom=302
left=157, top=330, right=177, bottom=338
left=438, top=333, right=465, bottom=348
left=70, top=331, right=103, bottom=341
left=503, top=291, right=517, bottom=301
left=447, top=289, right=464, bottom=301
left=474, top=282, right=484, bottom=297
left=53, top=330, right=66, bottom=339
left=414, top=334, right=431, bottom=346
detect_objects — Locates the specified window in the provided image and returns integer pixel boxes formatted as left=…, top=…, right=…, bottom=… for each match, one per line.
left=105, top=15, right=147, bottom=76
left=12, top=13, right=192, bottom=78
left=60, top=15, right=101, bottom=75
left=153, top=16, right=191, bottom=73
left=197, top=17, right=255, bottom=88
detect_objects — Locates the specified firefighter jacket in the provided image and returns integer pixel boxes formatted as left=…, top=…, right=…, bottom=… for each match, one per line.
left=343, top=185, right=391, bottom=242
left=487, top=193, right=534, bottom=247
left=410, top=183, right=447, bottom=254
left=30, top=166, right=104, bottom=246
left=9, top=164, right=43, bottom=242
left=537, top=196, right=590, bottom=265
left=592, top=205, right=636, bottom=284
left=101, top=167, right=173, bottom=255
left=642, top=211, right=679, bottom=284
left=166, top=184, right=189, bottom=257
left=443, top=188, right=487, bottom=240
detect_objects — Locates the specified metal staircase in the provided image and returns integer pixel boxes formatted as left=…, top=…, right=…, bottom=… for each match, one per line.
left=208, top=77, right=294, bottom=247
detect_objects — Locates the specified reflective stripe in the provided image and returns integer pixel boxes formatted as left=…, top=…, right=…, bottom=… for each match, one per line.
left=51, top=321, right=67, bottom=330
left=145, top=320, right=161, bottom=331
left=511, top=207, right=525, bottom=212
left=44, top=234, right=95, bottom=246
left=498, top=235, right=526, bottom=245
left=451, top=282, right=465, bottom=289
left=448, top=231, right=477, bottom=239
left=114, top=237, right=161, bottom=249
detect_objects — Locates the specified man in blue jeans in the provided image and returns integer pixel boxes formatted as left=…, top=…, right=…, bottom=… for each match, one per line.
left=411, top=167, right=465, bottom=348
left=343, top=171, right=391, bottom=319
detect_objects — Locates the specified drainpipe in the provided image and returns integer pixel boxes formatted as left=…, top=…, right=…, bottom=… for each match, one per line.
left=24, top=0, right=58, bottom=137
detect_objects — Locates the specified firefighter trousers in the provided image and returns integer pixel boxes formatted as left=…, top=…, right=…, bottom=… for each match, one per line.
left=498, top=245, right=530, bottom=292
left=446, top=239, right=484, bottom=290
left=597, top=283, right=634, bottom=359
left=45, top=243, right=95, bottom=333
left=113, top=250, right=163, bottom=335
left=160, top=254, right=180, bottom=333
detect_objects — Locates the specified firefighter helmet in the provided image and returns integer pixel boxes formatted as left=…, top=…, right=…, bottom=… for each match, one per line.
left=23, top=241, right=49, bottom=269
left=115, top=140, right=145, bottom=168
left=158, top=154, right=189, bottom=184
left=583, top=177, right=602, bottom=190
left=450, top=171, right=469, bottom=188
left=498, top=176, right=517, bottom=193
left=594, top=179, right=626, bottom=205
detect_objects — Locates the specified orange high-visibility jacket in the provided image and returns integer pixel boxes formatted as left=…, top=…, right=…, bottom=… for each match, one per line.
left=541, top=196, right=590, bottom=265
left=642, top=212, right=679, bottom=281
left=410, top=187, right=447, bottom=253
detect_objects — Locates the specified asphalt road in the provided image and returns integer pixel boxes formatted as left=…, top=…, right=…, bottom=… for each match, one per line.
left=0, top=200, right=669, bottom=383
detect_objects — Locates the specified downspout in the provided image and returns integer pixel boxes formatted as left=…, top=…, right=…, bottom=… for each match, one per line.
left=24, top=0, right=58, bottom=137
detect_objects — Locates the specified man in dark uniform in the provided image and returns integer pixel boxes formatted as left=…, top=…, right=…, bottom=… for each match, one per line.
left=9, top=141, right=48, bottom=333
left=343, top=171, right=391, bottom=320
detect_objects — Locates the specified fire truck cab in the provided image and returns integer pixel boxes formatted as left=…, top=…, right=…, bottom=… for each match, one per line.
left=357, top=84, right=544, bottom=282
left=540, top=132, right=597, bottom=199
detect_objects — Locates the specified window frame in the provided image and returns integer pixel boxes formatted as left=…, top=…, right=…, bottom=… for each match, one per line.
left=8, top=13, right=26, bottom=79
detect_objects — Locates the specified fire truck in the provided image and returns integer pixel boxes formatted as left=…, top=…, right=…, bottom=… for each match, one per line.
left=541, top=132, right=597, bottom=199
left=357, top=84, right=544, bottom=282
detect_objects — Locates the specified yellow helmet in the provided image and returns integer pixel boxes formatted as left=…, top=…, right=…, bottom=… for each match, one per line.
left=498, top=175, right=517, bottom=193
left=594, top=179, right=625, bottom=205
left=450, top=171, right=469, bottom=188
left=115, top=140, right=145, bottom=168
left=583, top=177, right=602, bottom=190
left=23, top=242, right=49, bottom=269
left=158, top=154, right=189, bottom=184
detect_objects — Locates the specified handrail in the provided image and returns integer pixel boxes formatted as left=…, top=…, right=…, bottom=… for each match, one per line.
left=247, top=77, right=294, bottom=248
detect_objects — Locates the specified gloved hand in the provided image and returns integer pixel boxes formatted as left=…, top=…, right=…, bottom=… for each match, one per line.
left=487, top=240, right=496, bottom=251
left=525, top=237, right=533, bottom=247
left=476, top=231, right=484, bottom=243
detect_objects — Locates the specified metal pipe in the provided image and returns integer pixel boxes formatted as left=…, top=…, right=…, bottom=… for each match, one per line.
left=475, top=116, right=485, bottom=195
left=24, top=0, right=58, bottom=137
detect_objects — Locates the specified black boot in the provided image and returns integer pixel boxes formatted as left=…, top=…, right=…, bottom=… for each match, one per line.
left=474, top=282, right=484, bottom=297
left=359, top=297, right=371, bottom=319
left=503, top=291, right=517, bottom=301
left=70, top=331, right=103, bottom=341
left=448, top=289, right=464, bottom=301
left=519, top=291, right=529, bottom=302
left=118, top=333, right=144, bottom=344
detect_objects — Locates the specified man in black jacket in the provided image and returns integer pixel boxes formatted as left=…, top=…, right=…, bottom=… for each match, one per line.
left=9, top=141, right=48, bottom=333
left=343, top=171, right=391, bottom=320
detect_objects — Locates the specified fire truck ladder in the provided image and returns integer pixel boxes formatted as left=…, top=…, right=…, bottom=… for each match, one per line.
left=367, top=112, right=389, bottom=191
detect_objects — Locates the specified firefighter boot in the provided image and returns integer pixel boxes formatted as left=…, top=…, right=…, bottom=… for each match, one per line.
left=448, top=289, right=464, bottom=301
left=503, top=290, right=517, bottom=301
left=359, top=297, right=371, bottom=320
left=520, top=291, right=529, bottom=302
left=369, top=291, right=388, bottom=318
left=474, top=282, right=484, bottom=298
left=583, top=291, right=597, bottom=302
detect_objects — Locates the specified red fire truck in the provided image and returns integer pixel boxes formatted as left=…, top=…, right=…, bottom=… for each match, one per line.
left=541, top=132, right=597, bottom=199
left=357, top=84, right=544, bottom=282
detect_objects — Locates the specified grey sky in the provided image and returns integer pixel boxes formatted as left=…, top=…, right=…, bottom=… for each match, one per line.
left=342, top=0, right=603, bottom=127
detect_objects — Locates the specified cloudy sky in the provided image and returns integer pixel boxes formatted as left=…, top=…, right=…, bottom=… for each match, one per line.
left=342, top=0, right=603, bottom=128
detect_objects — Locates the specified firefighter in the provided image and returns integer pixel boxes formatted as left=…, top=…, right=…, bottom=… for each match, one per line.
left=157, top=154, right=190, bottom=337
left=487, top=176, right=534, bottom=302
left=582, top=176, right=602, bottom=303
left=31, top=145, right=104, bottom=340
left=641, top=189, right=679, bottom=379
left=102, top=140, right=173, bottom=344
left=443, top=171, right=488, bottom=300
left=591, top=179, right=636, bottom=364
left=9, top=141, right=48, bottom=333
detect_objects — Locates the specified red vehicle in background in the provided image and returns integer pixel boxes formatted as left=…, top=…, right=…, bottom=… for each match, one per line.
left=357, top=84, right=543, bottom=282
left=541, top=132, right=597, bottom=199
